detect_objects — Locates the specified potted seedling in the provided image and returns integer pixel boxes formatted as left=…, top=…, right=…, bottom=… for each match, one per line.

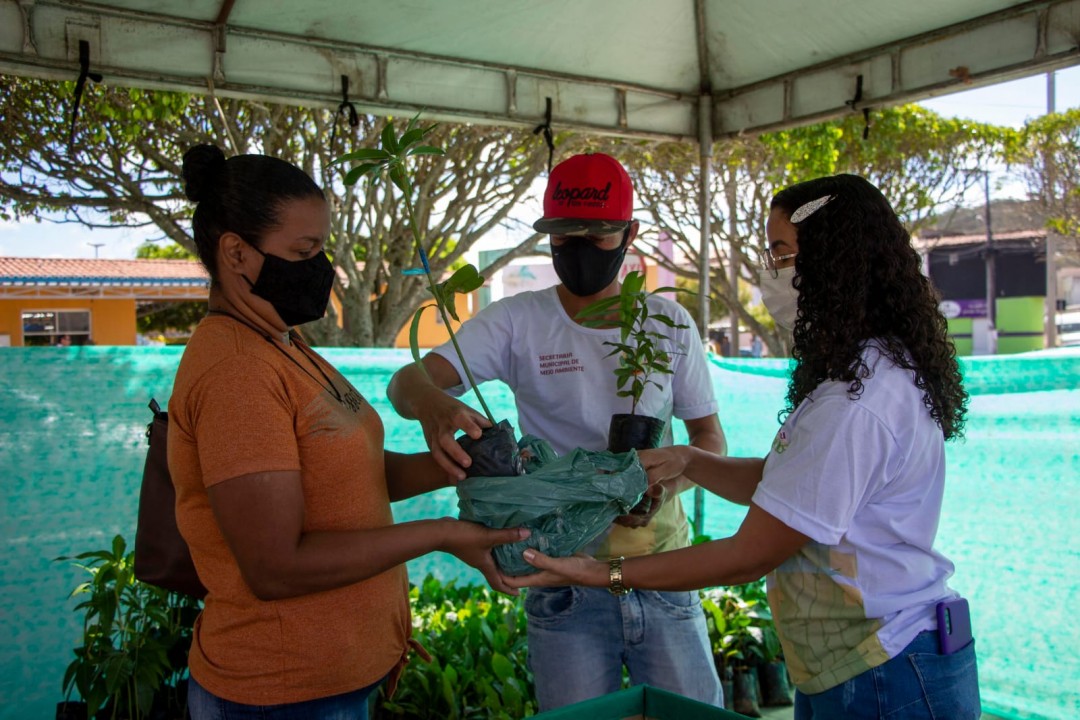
left=335, top=116, right=522, bottom=477
left=576, top=270, right=688, bottom=513
left=55, top=534, right=200, bottom=720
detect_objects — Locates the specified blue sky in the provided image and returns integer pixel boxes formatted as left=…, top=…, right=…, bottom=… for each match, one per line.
left=2, top=66, right=1078, bottom=261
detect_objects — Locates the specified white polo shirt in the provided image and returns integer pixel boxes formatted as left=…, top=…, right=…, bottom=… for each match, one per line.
left=434, top=285, right=719, bottom=559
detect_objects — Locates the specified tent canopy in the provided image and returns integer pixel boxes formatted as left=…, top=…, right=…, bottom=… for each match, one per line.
left=2, top=0, right=1078, bottom=142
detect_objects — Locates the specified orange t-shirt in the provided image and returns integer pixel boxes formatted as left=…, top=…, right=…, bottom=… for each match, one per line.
left=168, top=315, right=410, bottom=705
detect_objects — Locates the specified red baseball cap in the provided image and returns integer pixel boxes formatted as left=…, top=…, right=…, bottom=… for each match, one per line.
left=533, top=153, right=634, bottom=236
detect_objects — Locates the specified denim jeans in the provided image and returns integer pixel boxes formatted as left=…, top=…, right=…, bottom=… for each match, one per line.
left=525, top=585, right=722, bottom=711
left=187, top=673, right=382, bottom=720
left=794, top=631, right=981, bottom=720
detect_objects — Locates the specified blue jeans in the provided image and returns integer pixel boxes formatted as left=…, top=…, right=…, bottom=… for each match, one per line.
left=187, top=673, right=382, bottom=720
left=794, top=631, right=981, bottom=720
left=525, top=585, right=722, bottom=711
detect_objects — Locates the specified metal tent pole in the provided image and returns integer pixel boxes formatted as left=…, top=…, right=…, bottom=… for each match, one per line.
left=693, top=95, right=713, bottom=538
left=1046, top=71, right=1059, bottom=348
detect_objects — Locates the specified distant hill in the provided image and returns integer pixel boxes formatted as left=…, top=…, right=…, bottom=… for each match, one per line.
left=922, top=199, right=1047, bottom=238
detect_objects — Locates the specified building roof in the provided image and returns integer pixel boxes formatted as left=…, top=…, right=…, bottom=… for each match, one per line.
left=0, top=257, right=208, bottom=287
left=914, top=229, right=1047, bottom=251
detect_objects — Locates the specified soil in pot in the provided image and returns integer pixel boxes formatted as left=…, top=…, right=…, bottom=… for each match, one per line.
left=457, top=419, right=524, bottom=478
left=55, top=702, right=87, bottom=720
left=608, top=413, right=666, bottom=513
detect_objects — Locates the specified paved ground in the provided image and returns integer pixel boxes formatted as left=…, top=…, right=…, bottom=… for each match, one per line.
left=752, top=706, right=1007, bottom=719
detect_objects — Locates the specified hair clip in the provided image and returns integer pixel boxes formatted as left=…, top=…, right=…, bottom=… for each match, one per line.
left=790, top=195, right=834, bottom=223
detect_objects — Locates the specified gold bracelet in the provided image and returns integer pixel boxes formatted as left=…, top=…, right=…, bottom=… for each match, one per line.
left=608, top=556, right=631, bottom=596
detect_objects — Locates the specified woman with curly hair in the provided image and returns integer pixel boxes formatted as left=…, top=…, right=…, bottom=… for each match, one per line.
left=508, top=174, right=980, bottom=719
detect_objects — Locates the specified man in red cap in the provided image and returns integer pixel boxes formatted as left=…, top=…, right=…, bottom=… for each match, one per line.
left=387, top=152, right=726, bottom=710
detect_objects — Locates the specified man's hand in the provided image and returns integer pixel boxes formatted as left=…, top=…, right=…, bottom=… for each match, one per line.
left=612, top=483, right=669, bottom=528
left=387, top=355, right=492, bottom=482
left=417, top=392, right=492, bottom=481
left=611, top=446, right=693, bottom=528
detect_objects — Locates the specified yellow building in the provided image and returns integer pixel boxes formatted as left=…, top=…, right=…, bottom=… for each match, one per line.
left=0, top=257, right=208, bottom=346
left=0, top=257, right=472, bottom=348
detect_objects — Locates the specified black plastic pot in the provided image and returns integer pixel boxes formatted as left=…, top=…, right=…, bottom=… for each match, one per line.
left=716, top=661, right=735, bottom=711
left=55, top=702, right=87, bottom=720
left=608, top=413, right=666, bottom=514
left=457, top=419, right=524, bottom=478
left=732, top=667, right=763, bottom=718
left=759, top=659, right=794, bottom=706
left=607, top=413, right=666, bottom=453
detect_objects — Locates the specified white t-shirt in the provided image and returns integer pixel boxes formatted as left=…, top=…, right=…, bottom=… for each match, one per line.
left=752, top=340, right=958, bottom=693
left=433, top=286, right=718, bottom=455
left=433, top=285, right=719, bottom=559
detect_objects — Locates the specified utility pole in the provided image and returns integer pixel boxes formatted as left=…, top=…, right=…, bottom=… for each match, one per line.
left=725, top=168, right=740, bottom=357
left=694, top=87, right=713, bottom=540
left=982, top=171, right=996, bottom=333
left=88, top=242, right=104, bottom=259
left=1046, top=71, right=1059, bottom=348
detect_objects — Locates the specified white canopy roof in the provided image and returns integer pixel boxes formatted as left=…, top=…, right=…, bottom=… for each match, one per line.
left=2, top=0, right=1078, bottom=142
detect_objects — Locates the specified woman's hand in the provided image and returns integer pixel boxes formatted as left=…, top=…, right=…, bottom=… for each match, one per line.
left=503, top=549, right=608, bottom=590
left=638, top=446, right=691, bottom=487
left=442, top=520, right=530, bottom=595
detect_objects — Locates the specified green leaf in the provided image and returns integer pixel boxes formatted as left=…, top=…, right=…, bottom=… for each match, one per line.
left=501, top=680, right=524, bottom=710
left=441, top=293, right=460, bottom=323
left=399, top=126, right=426, bottom=149
left=409, top=304, right=435, bottom=365
left=343, top=162, right=383, bottom=186
left=331, top=148, right=390, bottom=165
left=388, top=165, right=408, bottom=193
left=491, top=652, right=514, bottom=682
left=651, top=313, right=680, bottom=328
left=381, top=120, right=399, bottom=154
left=408, top=145, right=446, bottom=156
left=442, top=264, right=485, bottom=295
left=622, top=270, right=646, bottom=295
left=578, top=296, right=621, bottom=313
left=650, top=285, right=690, bottom=295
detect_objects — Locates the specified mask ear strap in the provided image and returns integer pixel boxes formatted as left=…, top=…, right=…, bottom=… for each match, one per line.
left=234, top=236, right=264, bottom=287
left=237, top=235, right=266, bottom=256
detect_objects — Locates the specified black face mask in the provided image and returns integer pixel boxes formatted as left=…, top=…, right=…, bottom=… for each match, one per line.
left=244, top=244, right=335, bottom=327
left=551, top=234, right=629, bottom=297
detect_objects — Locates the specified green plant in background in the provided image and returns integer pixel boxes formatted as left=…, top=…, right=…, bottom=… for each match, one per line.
left=56, top=534, right=200, bottom=719
left=701, top=580, right=780, bottom=674
left=334, top=116, right=494, bottom=424
left=376, top=575, right=534, bottom=719
left=575, top=270, right=689, bottom=415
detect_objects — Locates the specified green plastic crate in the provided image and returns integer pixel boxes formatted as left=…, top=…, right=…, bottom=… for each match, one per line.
left=533, top=685, right=751, bottom=719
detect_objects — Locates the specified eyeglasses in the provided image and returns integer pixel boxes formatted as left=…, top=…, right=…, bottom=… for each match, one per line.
left=762, top=251, right=797, bottom=279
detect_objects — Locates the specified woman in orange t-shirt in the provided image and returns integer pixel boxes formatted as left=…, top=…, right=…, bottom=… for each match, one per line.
left=170, top=144, right=526, bottom=720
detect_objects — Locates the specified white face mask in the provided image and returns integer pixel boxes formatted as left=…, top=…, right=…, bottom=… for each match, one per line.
left=759, top=266, right=799, bottom=330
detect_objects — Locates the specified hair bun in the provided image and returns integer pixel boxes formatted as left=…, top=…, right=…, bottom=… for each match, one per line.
left=182, top=144, right=227, bottom=202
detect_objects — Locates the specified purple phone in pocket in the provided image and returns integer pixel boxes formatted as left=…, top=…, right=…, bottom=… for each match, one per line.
left=936, top=598, right=973, bottom=654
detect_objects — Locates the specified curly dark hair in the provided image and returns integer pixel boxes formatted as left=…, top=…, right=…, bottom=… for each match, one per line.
left=771, top=174, right=968, bottom=440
